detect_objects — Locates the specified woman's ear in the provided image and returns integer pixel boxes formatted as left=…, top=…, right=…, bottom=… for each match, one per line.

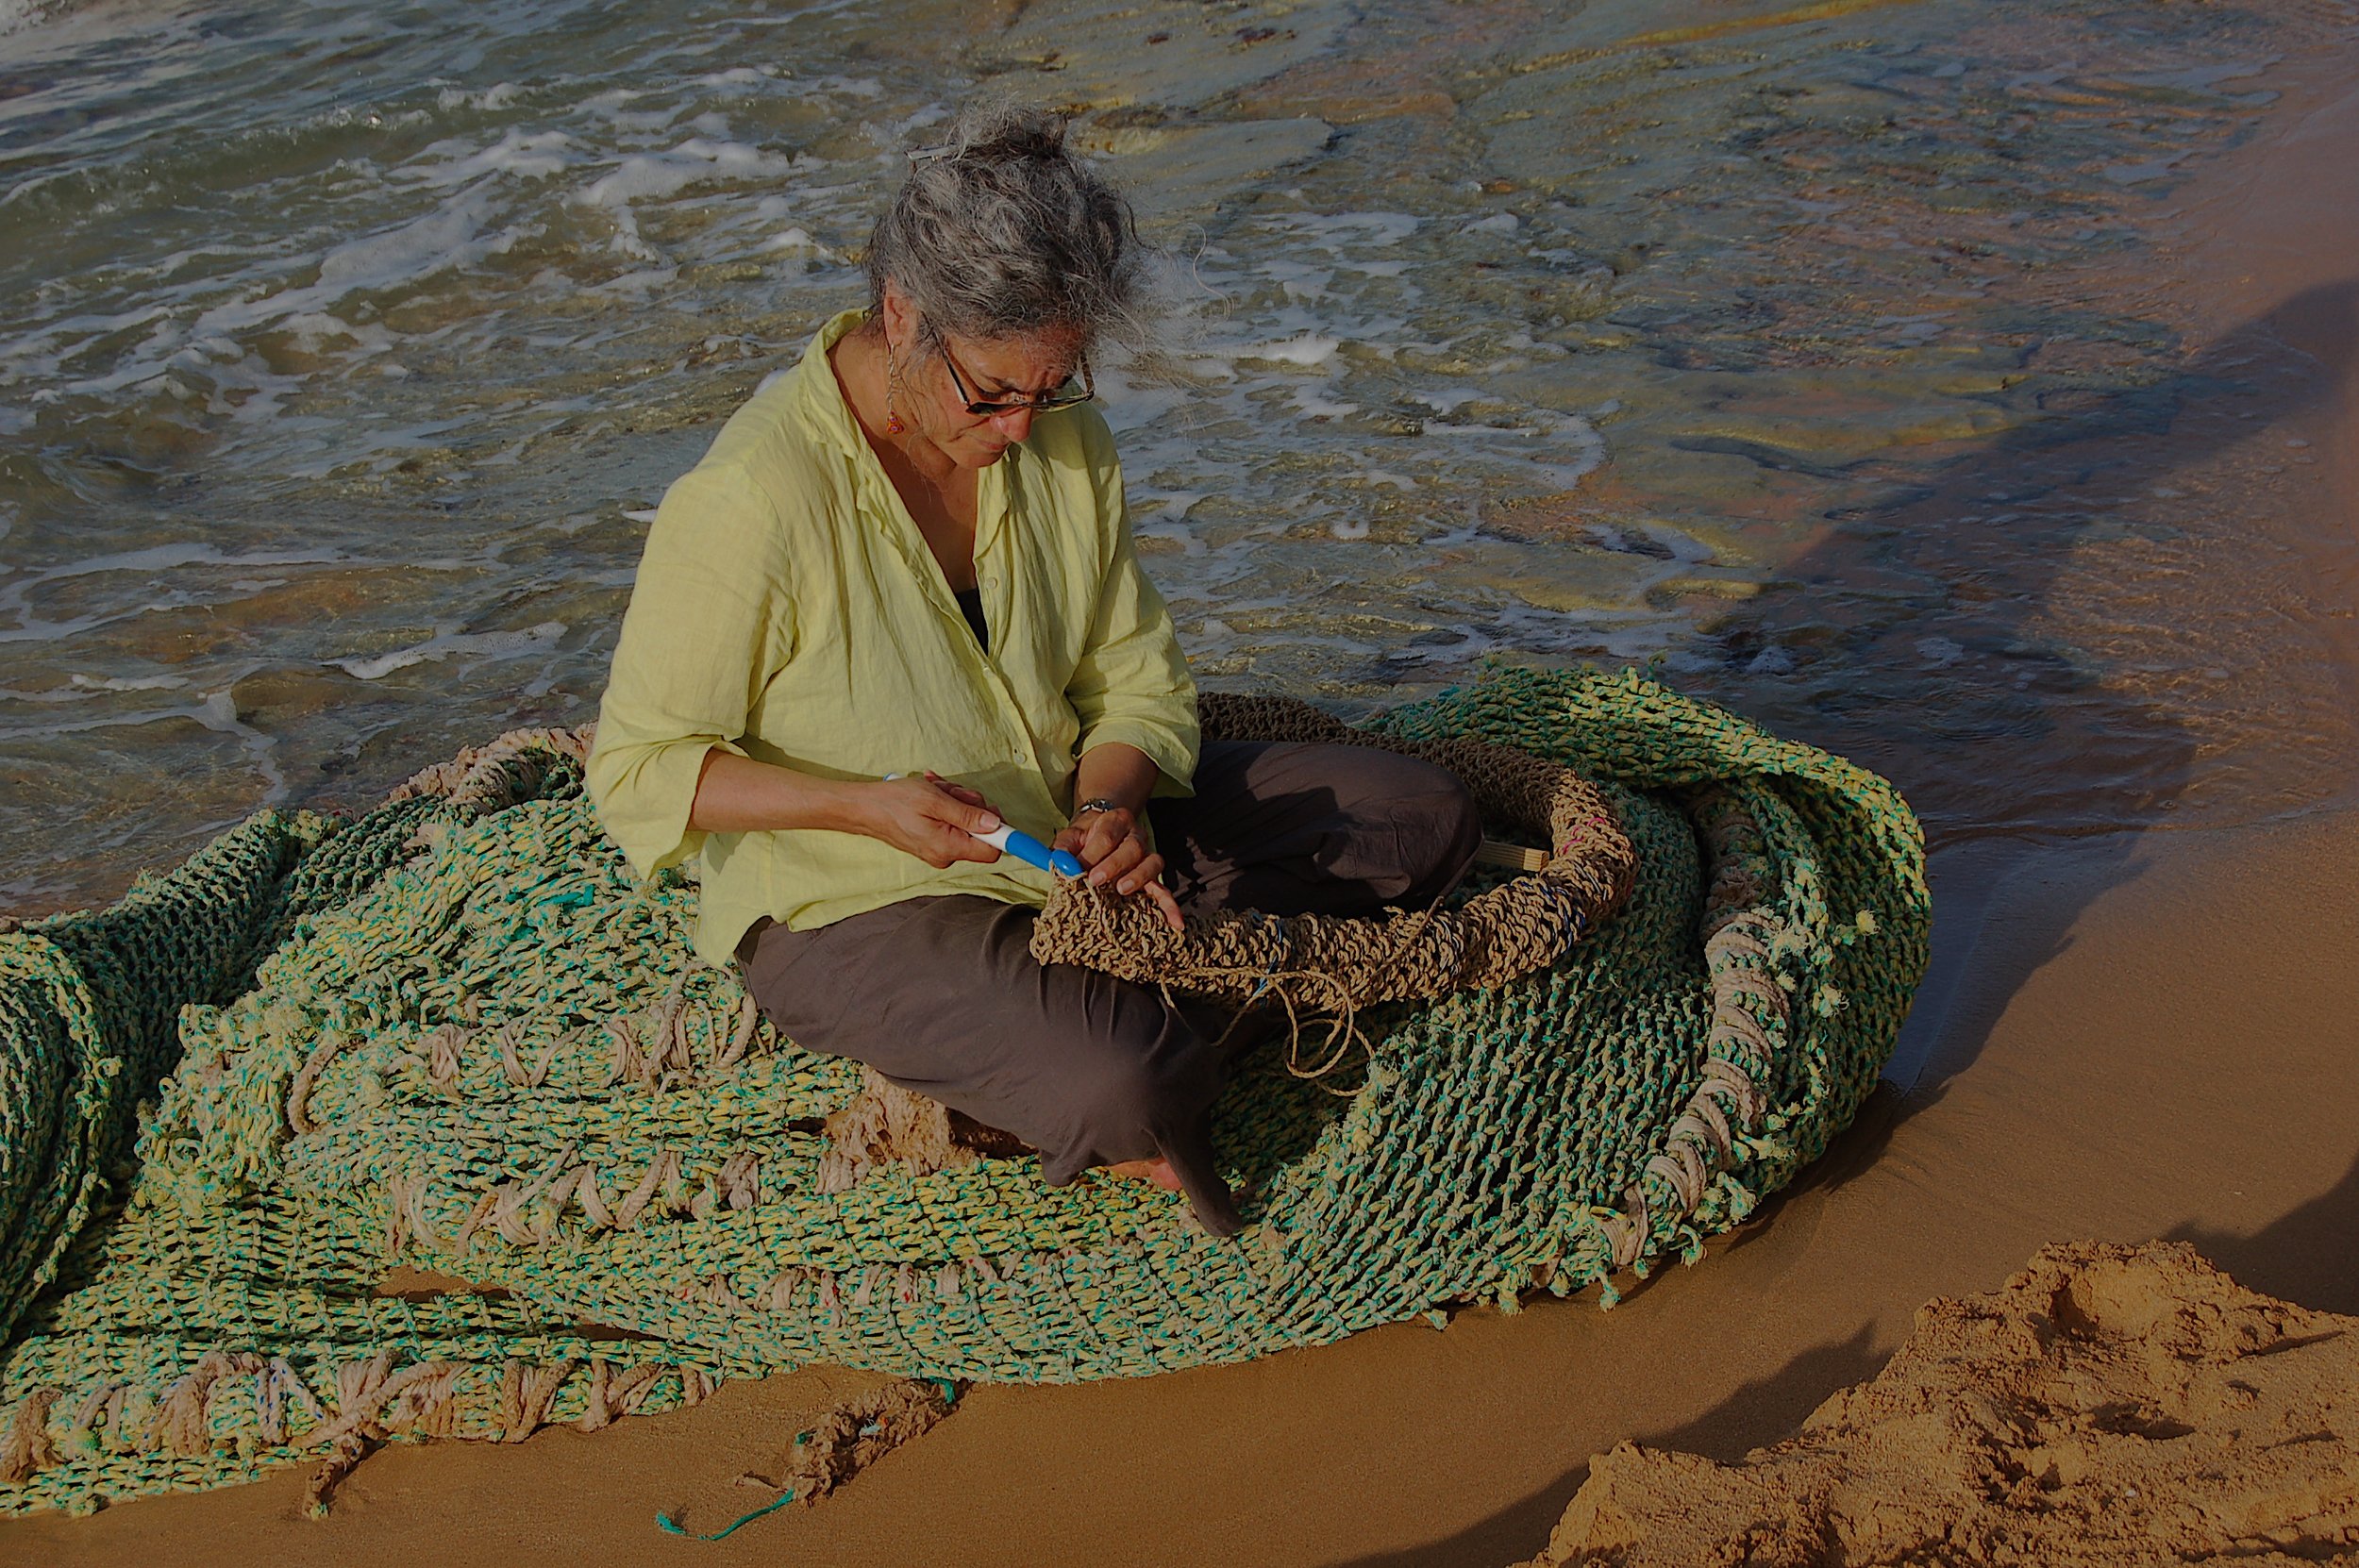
left=878, top=282, right=914, bottom=345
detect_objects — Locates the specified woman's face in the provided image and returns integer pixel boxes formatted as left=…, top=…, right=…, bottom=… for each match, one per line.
left=881, top=288, right=1084, bottom=469
left=917, top=328, right=1085, bottom=469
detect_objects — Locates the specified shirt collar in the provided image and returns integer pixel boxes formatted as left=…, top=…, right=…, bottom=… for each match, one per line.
left=792, top=306, right=1016, bottom=542
left=791, top=306, right=875, bottom=459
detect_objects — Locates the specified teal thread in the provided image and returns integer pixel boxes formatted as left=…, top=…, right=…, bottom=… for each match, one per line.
left=657, top=1489, right=798, bottom=1542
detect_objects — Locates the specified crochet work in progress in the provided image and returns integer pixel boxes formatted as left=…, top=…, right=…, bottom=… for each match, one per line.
left=0, top=667, right=1928, bottom=1514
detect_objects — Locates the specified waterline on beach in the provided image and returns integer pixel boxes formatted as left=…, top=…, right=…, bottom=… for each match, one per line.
left=2, top=0, right=2352, bottom=907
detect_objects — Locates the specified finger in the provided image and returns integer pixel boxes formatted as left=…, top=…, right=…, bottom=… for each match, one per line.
left=1114, top=850, right=1164, bottom=897
left=1084, top=813, right=1129, bottom=866
left=1087, top=837, right=1144, bottom=887
left=912, top=816, right=996, bottom=863
left=1146, top=880, right=1183, bottom=932
left=1051, top=824, right=1086, bottom=854
left=917, top=773, right=998, bottom=819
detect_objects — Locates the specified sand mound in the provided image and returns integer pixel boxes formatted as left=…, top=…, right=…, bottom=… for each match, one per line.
left=1524, top=1242, right=2359, bottom=1566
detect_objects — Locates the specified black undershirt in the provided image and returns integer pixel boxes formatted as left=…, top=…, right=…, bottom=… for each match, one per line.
left=953, top=585, right=989, bottom=652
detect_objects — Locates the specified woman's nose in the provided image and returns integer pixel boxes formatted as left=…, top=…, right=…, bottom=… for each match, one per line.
left=991, top=406, right=1035, bottom=442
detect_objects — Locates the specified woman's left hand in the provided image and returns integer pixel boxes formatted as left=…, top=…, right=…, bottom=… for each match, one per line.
left=1054, top=808, right=1183, bottom=932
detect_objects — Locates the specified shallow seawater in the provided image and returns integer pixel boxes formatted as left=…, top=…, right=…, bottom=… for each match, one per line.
left=2, top=0, right=2353, bottom=909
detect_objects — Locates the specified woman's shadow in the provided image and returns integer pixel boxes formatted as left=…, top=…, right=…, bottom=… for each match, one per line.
left=2178, top=1149, right=2359, bottom=1318
left=1319, top=280, right=2357, bottom=1568
left=1679, top=278, right=2355, bottom=1101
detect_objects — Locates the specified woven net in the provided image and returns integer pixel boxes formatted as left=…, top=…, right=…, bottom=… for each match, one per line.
left=0, top=667, right=1926, bottom=1514
left=1030, top=692, right=1643, bottom=1031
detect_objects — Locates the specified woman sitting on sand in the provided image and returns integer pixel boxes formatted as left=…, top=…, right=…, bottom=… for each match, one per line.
left=586, top=105, right=1480, bottom=1236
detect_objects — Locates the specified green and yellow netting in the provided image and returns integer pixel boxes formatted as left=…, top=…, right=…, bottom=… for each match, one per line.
left=0, top=666, right=1927, bottom=1514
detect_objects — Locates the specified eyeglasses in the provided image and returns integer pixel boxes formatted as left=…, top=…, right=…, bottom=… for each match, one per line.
left=932, top=332, right=1096, bottom=417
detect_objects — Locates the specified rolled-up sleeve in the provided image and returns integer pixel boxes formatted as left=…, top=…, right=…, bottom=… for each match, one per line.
left=587, top=466, right=792, bottom=878
left=1064, top=448, right=1198, bottom=797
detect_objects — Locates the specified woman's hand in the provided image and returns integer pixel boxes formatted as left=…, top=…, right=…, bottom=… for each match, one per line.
left=1054, top=806, right=1183, bottom=932
left=861, top=775, right=1008, bottom=868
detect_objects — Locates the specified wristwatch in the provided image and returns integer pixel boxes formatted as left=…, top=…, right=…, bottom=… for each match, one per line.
left=1072, top=797, right=1127, bottom=820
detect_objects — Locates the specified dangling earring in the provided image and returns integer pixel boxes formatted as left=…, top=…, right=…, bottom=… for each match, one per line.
left=884, top=338, right=908, bottom=436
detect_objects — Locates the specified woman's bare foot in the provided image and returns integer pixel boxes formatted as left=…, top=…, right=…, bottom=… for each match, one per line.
left=1103, top=1157, right=1181, bottom=1191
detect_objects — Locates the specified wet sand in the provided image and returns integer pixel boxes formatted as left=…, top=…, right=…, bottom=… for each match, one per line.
left=8, top=18, right=2359, bottom=1568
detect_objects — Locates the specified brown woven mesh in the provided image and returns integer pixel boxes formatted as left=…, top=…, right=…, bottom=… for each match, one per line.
left=1029, top=693, right=1637, bottom=1074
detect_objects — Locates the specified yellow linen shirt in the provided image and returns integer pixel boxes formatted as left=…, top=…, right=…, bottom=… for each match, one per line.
left=587, top=309, right=1199, bottom=966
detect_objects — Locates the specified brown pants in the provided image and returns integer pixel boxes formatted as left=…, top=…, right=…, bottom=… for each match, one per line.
left=734, top=739, right=1481, bottom=1235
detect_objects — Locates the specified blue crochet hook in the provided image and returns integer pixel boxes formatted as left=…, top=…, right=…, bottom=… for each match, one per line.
left=884, top=774, right=1084, bottom=879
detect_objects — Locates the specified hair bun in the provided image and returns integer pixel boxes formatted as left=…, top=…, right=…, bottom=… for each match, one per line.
left=980, top=124, right=1063, bottom=160
left=947, top=107, right=1068, bottom=165
left=874, top=99, right=1142, bottom=348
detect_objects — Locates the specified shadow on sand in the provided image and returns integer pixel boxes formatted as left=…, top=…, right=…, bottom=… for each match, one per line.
left=1325, top=1324, right=1888, bottom=1568
left=1320, top=279, right=2357, bottom=1568
left=2178, top=1150, right=2359, bottom=1320
left=1688, top=280, right=2356, bottom=1094
left=1324, top=1143, right=2359, bottom=1568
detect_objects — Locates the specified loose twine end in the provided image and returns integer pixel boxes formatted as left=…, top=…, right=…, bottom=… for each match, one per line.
left=654, top=1376, right=961, bottom=1542
left=1083, top=882, right=1447, bottom=1091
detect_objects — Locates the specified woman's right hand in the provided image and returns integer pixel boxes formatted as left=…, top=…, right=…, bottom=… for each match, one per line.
left=860, top=774, right=1007, bottom=868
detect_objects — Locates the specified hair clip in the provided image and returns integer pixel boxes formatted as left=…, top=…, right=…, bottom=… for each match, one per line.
left=906, top=142, right=959, bottom=165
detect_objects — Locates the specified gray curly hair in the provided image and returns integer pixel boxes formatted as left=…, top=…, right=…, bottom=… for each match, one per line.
left=866, top=104, right=1145, bottom=351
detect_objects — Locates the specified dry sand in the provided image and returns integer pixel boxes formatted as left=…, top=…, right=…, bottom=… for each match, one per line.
left=1522, top=1242, right=2359, bottom=1565
left=7, top=18, right=2358, bottom=1568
